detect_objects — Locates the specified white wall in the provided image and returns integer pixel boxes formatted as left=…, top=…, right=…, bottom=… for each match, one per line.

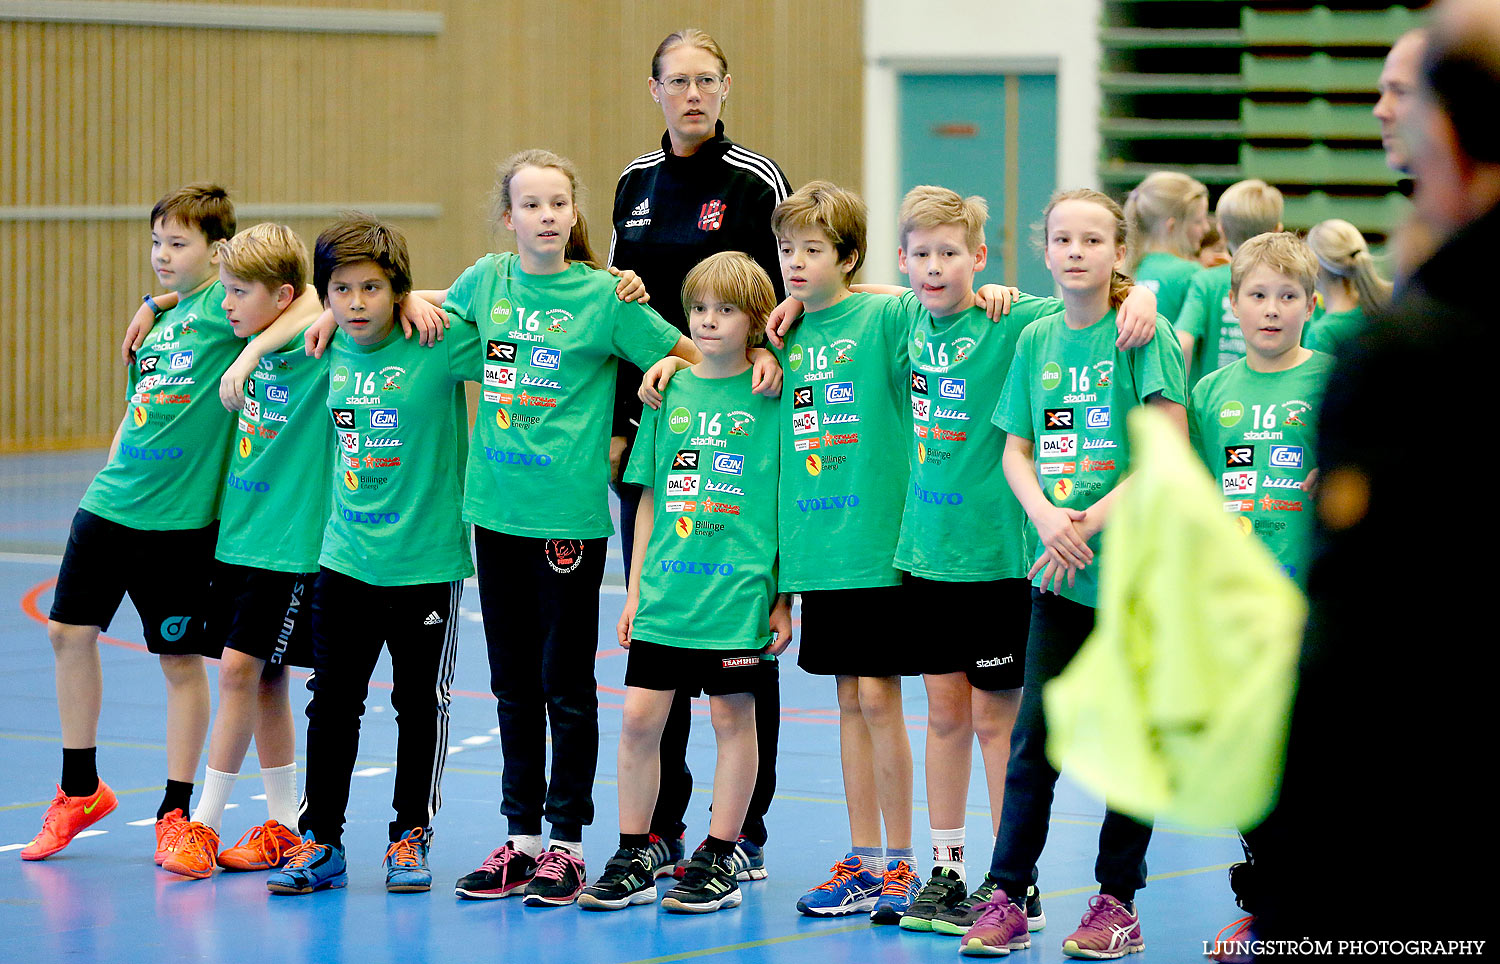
left=863, top=0, right=1103, bottom=282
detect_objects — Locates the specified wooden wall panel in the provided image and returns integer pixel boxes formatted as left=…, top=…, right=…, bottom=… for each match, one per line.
left=0, top=1, right=861, bottom=451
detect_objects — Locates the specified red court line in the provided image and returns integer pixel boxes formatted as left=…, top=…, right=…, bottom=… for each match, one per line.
left=18, top=579, right=864, bottom=725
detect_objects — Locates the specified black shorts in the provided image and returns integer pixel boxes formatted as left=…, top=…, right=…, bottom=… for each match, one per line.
left=912, top=576, right=1029, bottom=691
left=624, top=639, right=773, bottom=697
left=49, top=508, right=223, bottom=657
left=797, top=581, right=920, bottom=678
left=208, top=563, right=315, bottom=670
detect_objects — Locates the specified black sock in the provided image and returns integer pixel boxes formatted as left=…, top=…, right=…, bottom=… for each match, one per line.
left=620, top=832, right=651, bottom=851
left=157, top=780, right=194, bottom=820
left=60, top=747, right=99, bottom=797
left=702, top=834, right=736, bottom=858
left=1099, top=887, right=1135, bottom=910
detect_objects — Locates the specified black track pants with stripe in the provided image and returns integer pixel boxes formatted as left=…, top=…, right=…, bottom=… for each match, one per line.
left=299, top=567, right=462, bottom=845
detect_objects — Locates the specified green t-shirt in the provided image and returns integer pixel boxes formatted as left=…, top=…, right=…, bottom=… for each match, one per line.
left=215, top=334, right=332, bottom=572
left=623, top=369, right=781, bottom=650
left=1304, top=305, right=1366, bottom=357
left=993, top=309, right=1188, bottom=608
left=1188, top=351, right=1335, bottom=589
left=319, top=323, right=481, bottom=586
left=445, top=253, right=682, bottom=539
left=775, top=291, right=918, bottom=591
left=80, top=282, right=239, bottom=530
left=1177, top=264, right=1243, bottom=384
left=1134, top=252, right=1201, bottom=327
left=894, top=294, right=1061, bottom=581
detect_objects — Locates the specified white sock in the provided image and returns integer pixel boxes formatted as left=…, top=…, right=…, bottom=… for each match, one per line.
left=511, top=833, right=544, bottom=858
left=932, top=826, right=967, bottom=880
left=548, top=837, right=583, bottom=860
left=192, top=767, right=237, bottom=834
left=261, top=763, right=298, bottom=828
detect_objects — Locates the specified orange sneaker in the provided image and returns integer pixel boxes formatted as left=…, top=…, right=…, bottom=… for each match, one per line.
left=154, top=808, right=189, bottom=866
left=218, top=820, right=302, bottom=872
left=20, top=781, right=118, bottom=860
left=162, top=821, right=219, bottom=879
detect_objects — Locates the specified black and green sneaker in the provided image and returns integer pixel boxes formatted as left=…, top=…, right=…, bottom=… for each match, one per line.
left=660, top=849, right=742, bottom=913
left=899, top=867, right=968, bottom=931
left=931, top=873, right=1001, bottom=935
left=1025, top=882, right=1046, bottom=930
left=577, top=846, right=656, bottom=911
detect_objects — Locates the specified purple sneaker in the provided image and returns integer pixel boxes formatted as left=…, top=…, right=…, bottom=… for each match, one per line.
left=1062, top=894, right=1145, bottom=959
left=960, top=890, right=1032, bottom=957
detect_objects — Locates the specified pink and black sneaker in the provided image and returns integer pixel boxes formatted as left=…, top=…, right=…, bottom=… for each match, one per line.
left=454, top=841, right=538, bottom=899
left=521, top=846, right=587, bottom=907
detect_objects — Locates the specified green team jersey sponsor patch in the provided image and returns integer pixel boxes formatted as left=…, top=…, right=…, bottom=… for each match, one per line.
left=624, top=370, right=780, bottom=650
left=215, top=333, right=332, bottom=572
left=775, top=291, right=918, bottom=591
left=446, top=253, right=682, bottom=539
left=895, top=295, right=1059, bottom=581
left=1188, top=352, right=1334, bottom=589
left=81, top=282, right=239, bottom=530
left=319, top=323, right=480, bottom=586
left=993, top=308, right=1187, bottom=608
left=1134, top=252, right=1201, bottom=327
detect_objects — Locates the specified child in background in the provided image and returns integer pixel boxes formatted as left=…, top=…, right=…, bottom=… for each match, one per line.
left=1197, top=225, right=1230, bottom=268
left=1124, top=171, right=1210, bottom=326
left=581, top=252, right=789, bottom=915
left=960, top=188, right=1187, bottom=959
left=266, top=214, right=480, bottom=896
left=1304, top=219, right=1392, bottom=357
left=1177, top=180, right=1285, bottom=386
left=163, top=223, right=327, bottom=879
left=445, top=150, right=700, bottom=908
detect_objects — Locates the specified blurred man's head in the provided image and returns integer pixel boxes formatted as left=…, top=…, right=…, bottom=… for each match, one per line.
left=1374, top=29, right=1427, bottom=174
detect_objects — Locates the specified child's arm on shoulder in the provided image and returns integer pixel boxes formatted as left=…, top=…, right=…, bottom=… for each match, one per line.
left=750, top=347, right=782, bottom=397
left=616, top=486, right=655, bottom=649
left=766, top=593, right=794, bottom=656
left=122, top=292, right=180, bottom=365
left=219, top=286, right=323, bottom=411
left=1114, top=285, right=1160, bottom=349
left=765, top=296, right=802, bottom=349
left=605, top=267, right=649, bottom=304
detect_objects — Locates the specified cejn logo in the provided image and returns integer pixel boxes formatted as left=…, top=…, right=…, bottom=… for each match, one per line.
left=712, top=452, right=743, bottom=476
left=531, top=347, right=561, bottom=370
left=825, top=381, right=854, bottom=404
left=938, top=377, right=964, bottom=401
left=1086, top=406, right=1110, bottom=429
left=370, top=408, right=398, bottom=429
left=1269, top=445, right=1304, bottom=469
left=265, top=385, right=289, bottom=404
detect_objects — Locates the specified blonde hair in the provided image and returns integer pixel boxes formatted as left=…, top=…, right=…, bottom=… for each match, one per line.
left=898, top=185, right=988, bottom=253
left=1124, top=171, right=1209, bottom=268
left=1306, top=219, right=1393, bottom=312
left=1043, top=188, right=1135, bottom=309
left=1216, top=179, right=1285, bottom=251
left=682, top=251, right=776, bottom=350
left=216, top=222, right=308, bottom=294
left=1230, top=232, right=1319, bottom=299
left=491, top=149, right=598, bottom=268
left=652, top=27, right=728, bottom=79
left=771, top=180, right=868, bottom=281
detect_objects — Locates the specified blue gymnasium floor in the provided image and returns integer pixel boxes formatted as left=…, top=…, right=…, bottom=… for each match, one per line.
left=1, top=450, right=1242, bottom=964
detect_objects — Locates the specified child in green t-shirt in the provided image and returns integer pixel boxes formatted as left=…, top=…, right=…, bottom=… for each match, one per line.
left=266, top=214, right=480, bottom=897
left=1189, top=232, right=1334, bottom=589
left=1124, top=171, right=1210, bottom=326
left=962, top=188, right=1188, bottom=959
left=579, top=252, right=789, bottom=915
left=1304, top=218, right=1393, bottom=357
left=1177, top=180, right=1285, bottom=385
left=162, top=223, right=328, bottom=881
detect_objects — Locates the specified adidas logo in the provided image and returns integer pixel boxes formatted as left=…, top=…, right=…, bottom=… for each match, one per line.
left=423, top=611, right=442, bottom=626
left=631, top=198, right=650, bottom=217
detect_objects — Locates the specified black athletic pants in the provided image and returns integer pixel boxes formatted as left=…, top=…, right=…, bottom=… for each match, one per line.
left=475, top=527, right=606, bottom=842
left=988, top=589, right=1152, bottom=901
left=299, top=568, right=462, bottom=846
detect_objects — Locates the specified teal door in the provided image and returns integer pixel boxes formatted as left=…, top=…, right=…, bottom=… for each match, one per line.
left=898, top=72, right=1058, bottom=295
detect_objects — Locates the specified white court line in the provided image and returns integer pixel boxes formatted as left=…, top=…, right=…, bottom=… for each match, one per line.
left=0, top=843, right=27, bottom=852
left=353, top=767, right=390, bottom=777
left=251, top=793, right=267, bottom=801
left=460, top=735, right=492, bottom=745
left=126, top=818, right=156, bottom=826
left=447, top=747, right=465, bottom=755
left=0, top=551, right=64, bottom=565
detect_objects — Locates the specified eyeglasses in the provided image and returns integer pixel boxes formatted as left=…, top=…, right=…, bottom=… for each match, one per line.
left=659, top=74, right=723, bottom=95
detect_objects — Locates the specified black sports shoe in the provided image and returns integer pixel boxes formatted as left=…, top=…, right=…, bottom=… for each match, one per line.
left=520, top=846, right=587, bottom=907
left=1025, top=882, right=1046, bottom=931
left=660, top=849, right=742, bottom=913
left=578, top=846, right=656, bottom=911
left=899, top=867, right=968, bottom=931
left=454, top=841, right=538, bottom=899
left=931, top=873, right=1001, bottom=935
left=644, top=833, right=684, bottom=879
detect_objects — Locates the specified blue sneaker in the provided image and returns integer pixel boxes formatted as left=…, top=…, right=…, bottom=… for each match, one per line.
left=729, top=836, right=767, bottom=881
left=266, top=830, right=348, bottom=895
left=870, top=858, right=921, bottom=924
left=795, top=854, right=882, bottom=917
left=384, top=827, right=432, bottom=893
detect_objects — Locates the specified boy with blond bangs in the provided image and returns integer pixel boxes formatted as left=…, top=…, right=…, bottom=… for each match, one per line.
left=1177, top=179, right=1285, bottom=386
left=582, top=252, right=789, bottom=915
left=162, top=223, right=330, bottom=879
left=26, top=184, right=253, bottom=865
left=1189, top=232, right=1333, bottom=590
